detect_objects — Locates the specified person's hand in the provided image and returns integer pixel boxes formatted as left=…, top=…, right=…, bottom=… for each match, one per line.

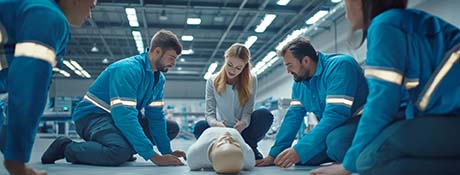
left=150, top=154, right=184, bottom=166
left=255, top=156, right=275, bottom=167
left=310, top=163, right=351, bottom=175
left=212, top=120, right=226, bottom=127
left=233, top=119, right=246, bottom=133
left=169, top=150, right=187, bottom=160
left=274, top=148, right=300, bottom=168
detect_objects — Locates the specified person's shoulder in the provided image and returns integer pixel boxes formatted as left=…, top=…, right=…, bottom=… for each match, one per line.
left=20, top=0, right=67, bottom=23
left=108, top=56, right=144, bottom=75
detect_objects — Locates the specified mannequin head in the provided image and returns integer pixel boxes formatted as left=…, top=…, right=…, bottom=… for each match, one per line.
left=209, top=132, right=244, bottom=174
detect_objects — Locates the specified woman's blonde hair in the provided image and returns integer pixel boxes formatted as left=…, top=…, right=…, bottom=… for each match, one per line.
left=214, top=43, right=252, bottom=107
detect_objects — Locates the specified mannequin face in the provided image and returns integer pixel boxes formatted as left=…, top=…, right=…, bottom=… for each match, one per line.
left=209, top=132, right=244, bottom=174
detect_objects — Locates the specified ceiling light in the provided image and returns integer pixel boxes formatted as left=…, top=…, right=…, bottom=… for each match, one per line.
left=91, top=43, right=99, bottom=52
left=182, top=49, right=194, bottom=55
left=181, top=35, right=194, bottom=41
left=306, top=10, right=328, bottom=25
left=244, top=36, right=258, bottom=49
left=187, top=18, right=201, bottom=25
left=255, top=14, right=277, bottom=33
left=277, top=0, right=291, bottom=6
left=180, top=58, right=186, bottom=62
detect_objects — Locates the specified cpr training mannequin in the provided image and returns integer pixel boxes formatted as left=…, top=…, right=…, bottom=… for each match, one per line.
left=187, top=127, right=255, bottom=173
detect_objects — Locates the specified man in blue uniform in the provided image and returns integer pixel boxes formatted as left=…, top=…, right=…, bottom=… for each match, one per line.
left=256, top=36, right=368, bottom=168
left=311, top=1, right=460, bottom=175
left=0, top=0, right=96, bottom=174
left=41, top=30, right=187, bottom=166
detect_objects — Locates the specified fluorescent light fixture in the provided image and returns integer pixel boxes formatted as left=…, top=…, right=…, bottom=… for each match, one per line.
left=74, top=70, right=83, bottom=76
left=187, top=18, right=201, bottom=25
left=244, top=36, right=258, bottom=49
left=70, top=60, right=83, bottom=71
left=331, top=0, right=342, bottom=3
left=277, top=0, right=291, bottom=6
left=125, top=8, right=139, bottom=27
left=181, top=35, right=194, bottom=41
left=81, top=70, right=91, bottom=78
left=182, top=49, right=194, bottom=55
left=132, top=31, right=144, bottom=53
left=63, top=60, right=76, bottom=71
left=261, top=51, right=277, bottom=63
left=59, top=70, right=70, bottom=77
left=276, top=27, right=308, bottom=51
left=306, top=10, right=328, bottom=25
left=255, top=14, right=277, bottom=33
left=208, top=62, right=218, bottom=73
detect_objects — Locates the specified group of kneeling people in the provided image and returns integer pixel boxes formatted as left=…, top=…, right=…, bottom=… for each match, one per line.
left=41, top=0, right=460, bottom=175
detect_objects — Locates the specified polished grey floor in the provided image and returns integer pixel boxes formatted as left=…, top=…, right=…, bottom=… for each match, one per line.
left=0, top=137, right=324, bottom=175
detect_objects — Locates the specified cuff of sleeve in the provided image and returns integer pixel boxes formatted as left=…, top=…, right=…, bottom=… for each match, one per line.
left=343, top=156, right=357, bottom=172
left=207, top=117, right=218, bottom=126
left=292, top=144, right=307, bottom=163
left=268, top=148, right=281, bottom=158
left=140, top=149, right=155, bottom=161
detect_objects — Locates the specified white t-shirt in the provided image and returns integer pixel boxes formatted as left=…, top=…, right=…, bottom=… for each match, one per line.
left=187, top=127, right=255, bottom=170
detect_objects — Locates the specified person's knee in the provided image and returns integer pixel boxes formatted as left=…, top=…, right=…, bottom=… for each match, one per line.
left=106, top=146, right=132, bottom=166
left=167, top=120, right=180, bottom=140
left=252, top=108, right=274, bottom=123
left=193, top=120, right=208, bottom=138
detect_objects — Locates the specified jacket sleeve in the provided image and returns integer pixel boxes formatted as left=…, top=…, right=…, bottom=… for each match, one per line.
left=343, top=25, right=406, bottom=172
left=268, top=84, right=306, bottom=157
left=109, top=67, right=155, bottom=160
left=144, top=81, right=172, bottom=155
left=205, top=77, right=219, bottom=126
left=293, top=57, right=360, bottom=163
left=240, top=75, right=257, bottom=128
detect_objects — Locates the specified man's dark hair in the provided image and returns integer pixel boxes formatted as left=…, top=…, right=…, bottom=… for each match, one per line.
left=149, top=30, right=182, bottom=55
left=278, top=36, right=318, bottom=62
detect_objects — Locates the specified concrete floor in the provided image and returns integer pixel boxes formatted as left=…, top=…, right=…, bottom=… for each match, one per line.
left=0, top=137, right=323, bottom=175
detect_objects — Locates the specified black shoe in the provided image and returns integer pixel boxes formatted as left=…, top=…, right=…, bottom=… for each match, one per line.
left=253, top=148, right=263, bottom=160
left=41, top=136, right=72, bottom=164
left=127, top=155, right=137, bottom=162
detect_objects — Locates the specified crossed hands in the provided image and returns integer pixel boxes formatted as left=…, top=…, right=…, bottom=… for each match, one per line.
left=150, top=150, right=187, bottom=166
left=212, top=119, right=246, bottom=133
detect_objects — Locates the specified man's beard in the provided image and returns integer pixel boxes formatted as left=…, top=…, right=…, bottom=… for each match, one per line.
left=155, top=56, right=169, bottom=72
left=292, top=67, right=310, bottom=82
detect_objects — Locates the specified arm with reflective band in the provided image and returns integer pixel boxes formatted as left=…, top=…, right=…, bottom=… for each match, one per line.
left=15, top=8, right=68, bottom=67
left=145, top=84, right=172, bottom=155
left=343, top=24, right=406, bottom=172
left=417, top=50, right=460, bottom=111
left=294, top=59, right=358, bottom=163
left=205, top=78, right=218, bottom=126
left=268, top=84, right=306, bottom=157
left=109, top=67, right=155, bottom=160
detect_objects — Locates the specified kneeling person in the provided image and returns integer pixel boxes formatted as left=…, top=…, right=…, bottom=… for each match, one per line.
left=41, top=30, right=185, bottom=166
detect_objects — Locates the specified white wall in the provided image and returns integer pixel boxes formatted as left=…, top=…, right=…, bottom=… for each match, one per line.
left=256, top=0, right=460, bottom=102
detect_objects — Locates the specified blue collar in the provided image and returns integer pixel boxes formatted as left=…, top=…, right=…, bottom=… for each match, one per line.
left=141, top=51, right=153, bottom=73
left=312, top=52, right=324, bottom=77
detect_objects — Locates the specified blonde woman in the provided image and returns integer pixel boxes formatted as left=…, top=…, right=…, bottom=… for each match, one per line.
left=194, top=43, right=273, bottom=161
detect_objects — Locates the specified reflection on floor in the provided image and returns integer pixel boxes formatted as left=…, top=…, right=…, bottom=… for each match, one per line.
left=0, top=138, right=323, bottom=175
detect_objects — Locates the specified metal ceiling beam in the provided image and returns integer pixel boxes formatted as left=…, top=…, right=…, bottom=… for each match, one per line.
left=71, top=34, right=248, bottom=43
left=236, top=0, right=270, bottom=42
left=200, top=0, right=248, bottom=76
left=252, top=0, right=322, bottom=63
left=96, top=3, right=299, bottom=15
